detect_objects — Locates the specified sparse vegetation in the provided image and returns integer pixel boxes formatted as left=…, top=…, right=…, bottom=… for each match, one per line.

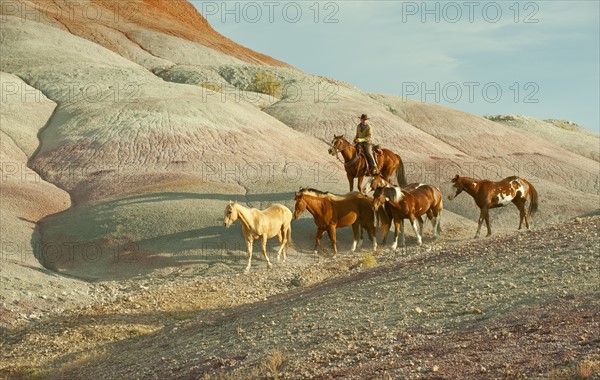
left=549, top=360, right=600, bottom=380
left=201, top=82, right=224, bottom=92
left=549, top=359, right=600, bottom=380
left=544, top=119, right=582, bottom=132
left=249, top=70, right=283, bottom=97
left=260, top=350, right=287, bottom=380
left=359, top=252, right=377, bottom=268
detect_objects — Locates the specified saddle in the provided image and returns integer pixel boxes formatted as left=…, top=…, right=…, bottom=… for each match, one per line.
left=356, top=144, right=384, bottom=162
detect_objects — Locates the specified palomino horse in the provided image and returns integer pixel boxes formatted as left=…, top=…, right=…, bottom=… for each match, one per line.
left=223, top=201, right=292, bottom=272
left=293, top=188, right=377, bottom=256
left=372, top=184, right=443, bottom=248
left=448, top=175, right=538, bottom=238
left=328, top=135, right=407, bottom=193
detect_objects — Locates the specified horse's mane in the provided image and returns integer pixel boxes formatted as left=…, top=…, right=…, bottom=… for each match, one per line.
left=299, top=187, right=330, bottom=197
left=299, top=188, right=361, bottom=200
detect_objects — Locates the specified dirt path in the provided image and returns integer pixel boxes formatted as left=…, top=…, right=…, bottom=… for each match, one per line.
left=1, top=217, right=599, bottom=379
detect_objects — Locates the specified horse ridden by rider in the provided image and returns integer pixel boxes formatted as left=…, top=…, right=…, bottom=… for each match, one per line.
left=328, top=114, right=407, bottom=193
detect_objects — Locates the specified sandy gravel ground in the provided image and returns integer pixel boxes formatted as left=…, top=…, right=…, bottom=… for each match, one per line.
left=1, top=216, right=598, bottom=379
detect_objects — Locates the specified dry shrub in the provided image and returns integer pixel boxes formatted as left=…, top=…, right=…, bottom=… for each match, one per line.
left=250, top=71, right=283, bottom=97
left=201, top=82, right=223, bottom=92
left=548, top=359, right=600, bottom=380
left=360, top=252, right=377, bottom=268
left=260, top=349, right=287, bottom=380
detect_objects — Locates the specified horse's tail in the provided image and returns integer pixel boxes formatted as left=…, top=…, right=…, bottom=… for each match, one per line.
left=396, top=154, right=407, bottom=187
left=437, top=196, right=443, bottom=235
left=526, top=180, right=539, bottom=218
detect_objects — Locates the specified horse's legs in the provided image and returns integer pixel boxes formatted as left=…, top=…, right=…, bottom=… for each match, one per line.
left=366, top=222, right=377, bottom=251
left=357, top=176, right=365, bottom=194
left=433, top=209, right=442, bottom=240
left=417, top=216, right=424, bottom=238
left=409, top=215, right=422, bottom=245
left=484, top=209, right=492, bottom=237
left=518, top=205, right=524, bottom=230
left=425, top=211, right=433, bottom=234
left=327, top=225, right=338, bottom=257
left=260, top=235, right=273, bottom=269
left=347, top=173, right=355, bottom=192
left=351, top=222, right=360, bottom=252
left=277, top=227, right=288, bottom=262
left=380, top=212, right=390, bottom=245
left=391, top=219, right=401, bottom=250
left=314, top=228, right=326, bottom=255
left=245, top=238, right=254, bottom=273
left=515, top=200, right=528, bottom=230
left=358, top=224, right=364, bottom=248
left=475, top=208, right=485, bottom=238
left=400, top=219, right=406, bottom=247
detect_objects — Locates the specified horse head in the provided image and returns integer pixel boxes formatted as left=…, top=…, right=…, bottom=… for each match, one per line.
left=448, top=175, right=463, bottom=200
left=223, top=201, right=238, bottom=227
left=328, top=135, right=349, bottom=156
left=369, top=174, right=389, bottom=192
left=292, top=192, right=307, bottom=220
left=371, top=187, right=388, bottom=211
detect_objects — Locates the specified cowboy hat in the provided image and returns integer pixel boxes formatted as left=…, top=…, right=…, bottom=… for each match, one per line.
left=358, top=114, right=369, bottom=120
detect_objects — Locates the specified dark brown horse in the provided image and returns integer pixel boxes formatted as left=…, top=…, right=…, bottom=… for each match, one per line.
left=448, top=175, right=539, bottom=238
left=373, top=184, right=443, bottom=248
left=328, top=135, right=407, bottom=193
left=293, top=188, right=377, bottom=256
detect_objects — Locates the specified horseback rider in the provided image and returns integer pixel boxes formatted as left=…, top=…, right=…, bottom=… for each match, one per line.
left=354, top=114, right=378, bottom=175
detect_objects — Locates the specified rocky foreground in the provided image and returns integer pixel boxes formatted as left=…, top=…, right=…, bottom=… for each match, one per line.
left=1, top=216, right=598, bottom=379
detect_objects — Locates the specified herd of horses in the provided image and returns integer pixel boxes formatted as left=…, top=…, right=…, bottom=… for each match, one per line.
left=223, top=136, right=539, bottom=272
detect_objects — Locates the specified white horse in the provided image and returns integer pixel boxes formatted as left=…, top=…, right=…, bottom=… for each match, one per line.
left=223, top=201, right=293, bottom=272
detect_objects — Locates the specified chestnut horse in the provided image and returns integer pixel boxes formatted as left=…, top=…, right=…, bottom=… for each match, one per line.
left=372, top=184, right=443, bottom=248
left=328, top=135, right=407, bottom=193
left=293, top=188, right=377, bottom=256
left=223, top=201, right=292, bottom=272
left=448, top=175, right=539, bottom=238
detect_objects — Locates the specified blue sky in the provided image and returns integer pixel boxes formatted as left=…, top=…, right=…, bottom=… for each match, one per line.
left=193, top=1, right=600, bottom=133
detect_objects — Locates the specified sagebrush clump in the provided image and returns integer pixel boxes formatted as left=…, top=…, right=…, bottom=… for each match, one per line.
left=250, top=70, right=283, bottom=97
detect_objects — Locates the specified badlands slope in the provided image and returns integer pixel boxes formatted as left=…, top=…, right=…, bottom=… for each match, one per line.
left=0, top=0, right=598, bottom=317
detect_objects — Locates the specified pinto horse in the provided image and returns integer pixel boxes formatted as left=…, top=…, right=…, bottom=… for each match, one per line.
left=293, top=188, right=377, bottom=256
left=372, top=184, right=443, bottom=248
left=368, top=175, right=434, bottom=242
left=328, top=135, right=407, bottom=193
left=369, top=174, right=423, bottom=198
left=448, top=175, right=539, bottom=238
left=223, top=201, right=293, bottom=272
